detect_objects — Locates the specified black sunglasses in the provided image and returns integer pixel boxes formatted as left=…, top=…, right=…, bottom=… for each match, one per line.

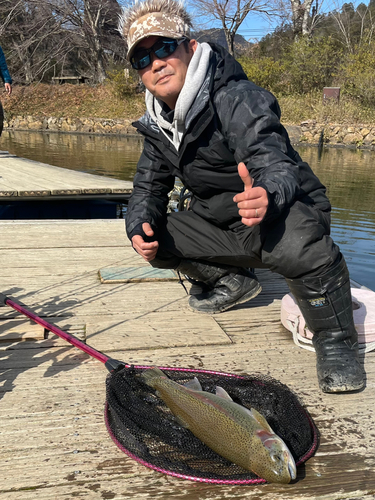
left=130, top=37, right=187, bottom=70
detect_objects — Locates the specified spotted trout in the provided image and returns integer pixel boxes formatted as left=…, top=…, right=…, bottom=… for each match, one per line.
left=141, top=367, right=297, bottom=483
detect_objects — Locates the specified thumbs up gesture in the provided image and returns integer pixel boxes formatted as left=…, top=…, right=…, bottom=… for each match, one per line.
left=233, top=162, right=268, bottom=226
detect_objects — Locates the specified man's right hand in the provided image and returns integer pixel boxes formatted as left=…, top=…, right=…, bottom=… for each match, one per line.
left=233, top=162, right=268, bottom=226
left=131, top=222, right=159, bottom=262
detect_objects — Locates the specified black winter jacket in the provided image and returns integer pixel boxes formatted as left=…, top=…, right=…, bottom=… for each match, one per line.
left=126, top=44, right=330, bottom=241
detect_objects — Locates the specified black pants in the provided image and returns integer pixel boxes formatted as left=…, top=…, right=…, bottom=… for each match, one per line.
left=152, top=201, right=340, bottom=279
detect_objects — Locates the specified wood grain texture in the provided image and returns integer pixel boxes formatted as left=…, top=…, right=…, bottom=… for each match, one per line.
left=0, top=152, right=133, bottom=198
left=99, top=267, right=178, bottom=283
left=0, top=219, right=374, bottom=500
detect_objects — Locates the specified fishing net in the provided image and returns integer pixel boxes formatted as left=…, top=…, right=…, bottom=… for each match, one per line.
left=1, top=293, right=318, bottom=485
left=105, top=365, right=319, bottom=484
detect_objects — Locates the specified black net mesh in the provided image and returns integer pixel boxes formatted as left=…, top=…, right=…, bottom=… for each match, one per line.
left=105, top=365, right=319, bottom=483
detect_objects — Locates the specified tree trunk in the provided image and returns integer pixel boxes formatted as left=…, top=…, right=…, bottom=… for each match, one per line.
left=290, top=0, right=314, bottom=38
left=90, top=31, right=107, bottom=83
left=84, top=0, right=107, bottom=83
left=14, top=39, right=33, bottom=83
left=224, top=28, right=235, bottom=56
left=301, top=0, right=314, bottom=35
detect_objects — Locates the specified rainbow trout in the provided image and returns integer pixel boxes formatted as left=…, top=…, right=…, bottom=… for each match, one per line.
left=141, top=367, right=297, bottom=483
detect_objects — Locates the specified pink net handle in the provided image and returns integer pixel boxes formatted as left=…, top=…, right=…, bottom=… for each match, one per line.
left=1, top=293, right=110, bottom=365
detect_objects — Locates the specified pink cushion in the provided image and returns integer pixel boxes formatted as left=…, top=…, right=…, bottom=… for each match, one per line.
left=281, top=288, right=375, bottom=344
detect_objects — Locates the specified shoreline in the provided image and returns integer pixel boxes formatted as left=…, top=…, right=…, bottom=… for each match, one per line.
left=3, top=115, right=375, bottom=149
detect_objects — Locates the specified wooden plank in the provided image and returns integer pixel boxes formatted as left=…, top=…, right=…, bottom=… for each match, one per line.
left=1, top=343, right=374, bottom=499
left=0, top=219, right=374, bottom=500
left=0, top=178, right=18, bottom=196
left=0, top=162, right=52, bottom=193
left=0, top=317, right=86, bottom=343
left=0, top=312, right=231, bottom=352
left=0, top=155, right=133, bottom=189
left=0, top=254, right=136, bottom=275
left=0, top=154, right=133, bottom=197
left=85, top=311, right=231, bottom=351
left=99, top=266, right=178, bottom=283
left=0, top=318, right=44, bottom=341
left=0, top=283, right=190, bottom=319
left=0, top=219, right=129, bottom=249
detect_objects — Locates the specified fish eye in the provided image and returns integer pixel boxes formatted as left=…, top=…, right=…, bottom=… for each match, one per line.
left=270, top=450, right=282, bottom=463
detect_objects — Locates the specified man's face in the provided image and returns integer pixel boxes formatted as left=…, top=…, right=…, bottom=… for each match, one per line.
left=137, top=36, right=197, bottom=110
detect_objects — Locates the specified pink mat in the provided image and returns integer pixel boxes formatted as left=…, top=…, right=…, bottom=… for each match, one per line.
left=281, top=288, right=375, bottom=353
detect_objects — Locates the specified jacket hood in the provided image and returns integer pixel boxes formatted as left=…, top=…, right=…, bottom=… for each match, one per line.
left=209, top=43, right=249, bottom=93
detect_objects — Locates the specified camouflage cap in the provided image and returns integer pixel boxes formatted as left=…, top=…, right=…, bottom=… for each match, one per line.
left=127, top=12, right=191, bottom=60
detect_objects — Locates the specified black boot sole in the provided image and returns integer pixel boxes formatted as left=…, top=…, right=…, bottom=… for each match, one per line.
left=320, top=381, right=365, bottom=393
left=188, top=283, right=262, bottom=314
left=316, top=353, right=365, bottom=393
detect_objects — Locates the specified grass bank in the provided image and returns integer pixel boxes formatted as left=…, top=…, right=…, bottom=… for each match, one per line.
left=2, top=83, right=375, bottom=126
left=2, top=83, right=145, bottom=122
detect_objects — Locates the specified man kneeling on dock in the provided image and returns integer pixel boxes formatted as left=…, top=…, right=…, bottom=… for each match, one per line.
left=120, top=0, right=364, bottom=394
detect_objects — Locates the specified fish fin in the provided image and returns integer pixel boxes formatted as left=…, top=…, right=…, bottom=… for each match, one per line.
left=184, top=376, right=202, bottom=391
left=174, top=414, right=190, bottom=429
left=256, top=429, right=279, bottom=449
left=250, top=407, right=274, bottom=433
left=141, top=367, right=167, bottom=387
left=215, top=386, right=233, bottom=401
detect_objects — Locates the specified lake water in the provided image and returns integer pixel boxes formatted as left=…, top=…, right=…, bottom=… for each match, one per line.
left=1, top=130, right=375, bottom=290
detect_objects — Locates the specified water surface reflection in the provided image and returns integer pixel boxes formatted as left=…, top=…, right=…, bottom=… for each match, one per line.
left=299, top=147, right=375, bottom=289
left=1, top=129, right=143, bottom=181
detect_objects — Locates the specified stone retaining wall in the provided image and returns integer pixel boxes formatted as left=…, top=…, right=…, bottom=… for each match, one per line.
left=3, top=115, right=375, bottom=147
left=3, top=115, right=137, bottom=136
left=289, top=121, right=375, bottom=148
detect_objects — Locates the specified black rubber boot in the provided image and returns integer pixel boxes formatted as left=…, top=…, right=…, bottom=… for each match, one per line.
left=285, top=255, right=364, bottom=393
left=185, top=278, right=213, bottom=296
left=175, top=260, right=261, bottom=314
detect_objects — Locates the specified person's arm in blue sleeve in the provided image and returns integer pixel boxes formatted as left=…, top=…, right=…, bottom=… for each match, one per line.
left=0, top=46, right=12, bottom=95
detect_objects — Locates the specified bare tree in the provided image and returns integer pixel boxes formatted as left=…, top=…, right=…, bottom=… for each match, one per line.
left=0, top=0, right=75, bottom=83
left=48, top=0, right=122, bottom=83
left=288, top=0, right=316, bottom=38
left=329, top=2, right=375, bottom=52
left=0, top=0, right=126, bottom=84
left=191, top=0, right=280, bottom=55
left=272, top=0, right=325, bottom=39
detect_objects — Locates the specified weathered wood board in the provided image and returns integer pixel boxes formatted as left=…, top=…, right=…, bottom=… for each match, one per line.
left=99, top=266, right=178, bottom=283
left=0, top=152, right=133, bottom=198
left=0, top=219, right=374, bottom=500
left=0, top=219, right=130, bottom=248
left=0, top=316, right=86, bottom=347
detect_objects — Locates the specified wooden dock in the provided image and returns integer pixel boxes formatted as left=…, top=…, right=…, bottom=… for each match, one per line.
left=0, top=151, right=133, bottom=199
left=0, top=219, right=374, bottom=500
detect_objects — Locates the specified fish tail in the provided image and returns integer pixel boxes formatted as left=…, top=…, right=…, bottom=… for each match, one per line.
left=141, top=366, right=166, bottom=387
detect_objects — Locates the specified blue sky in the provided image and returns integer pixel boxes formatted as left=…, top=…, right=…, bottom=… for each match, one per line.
left=235, top=13, right=280, bottom=41
left=188, top=0, right=372, bottom=43
left=187, top=6, right=281, bottom=43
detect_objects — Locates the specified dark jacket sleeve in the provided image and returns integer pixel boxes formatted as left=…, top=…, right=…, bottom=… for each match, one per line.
left=0, top=46, right=12, bottom=84
left=216, top=83, right=303, bottom=220
left=126, top=138, right=175, bottom=241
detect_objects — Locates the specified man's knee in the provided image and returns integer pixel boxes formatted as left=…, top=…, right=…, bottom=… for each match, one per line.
left=261, top=202, right=338, bottom=278
left=150, top=256, right=181, bottom=269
